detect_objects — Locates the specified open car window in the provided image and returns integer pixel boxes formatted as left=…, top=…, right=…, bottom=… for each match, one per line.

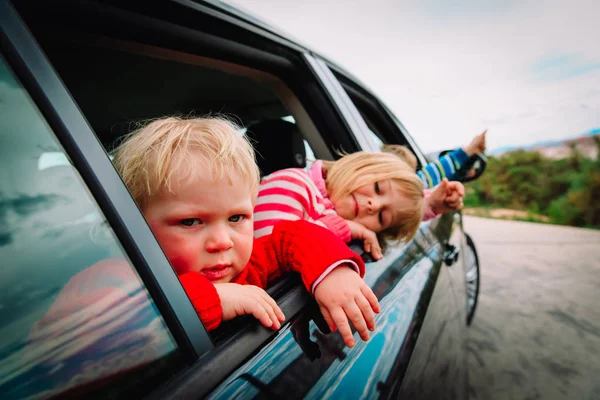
left=12, top=0, right=363, bottom=346
left=328, top=65, right=429, bottom=170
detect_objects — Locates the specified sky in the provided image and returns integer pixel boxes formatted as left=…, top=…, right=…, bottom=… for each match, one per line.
left=225, top=0, right=600, bottom=153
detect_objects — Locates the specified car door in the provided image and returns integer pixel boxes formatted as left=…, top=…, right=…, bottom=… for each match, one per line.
left=4, top=1, right=467, bottom=398
left=322, top=61, right=469, bottom=399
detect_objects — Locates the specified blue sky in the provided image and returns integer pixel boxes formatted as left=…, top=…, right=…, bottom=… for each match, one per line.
left=225, top=0, right=600, bottom=152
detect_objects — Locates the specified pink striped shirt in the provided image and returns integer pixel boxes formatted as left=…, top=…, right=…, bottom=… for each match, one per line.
left=254, top=161, right=352, bottom=242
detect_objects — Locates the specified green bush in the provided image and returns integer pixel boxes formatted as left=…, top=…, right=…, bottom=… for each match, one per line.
left=465, top=136, right=600, bottom=229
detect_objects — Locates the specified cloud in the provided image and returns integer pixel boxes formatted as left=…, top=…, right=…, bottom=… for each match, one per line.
left=415, top=0, right=521, bottom=19
left=4, top=194, right=71, bottom=217
left=225, top=0, right=600, bottom=152
left=531, top=54, right=600, bottom=81
left=0, top=232, right=12, bottom=247
left=0, top=193, right=71, bottom=247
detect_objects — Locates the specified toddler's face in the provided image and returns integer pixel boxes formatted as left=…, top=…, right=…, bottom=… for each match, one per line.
left=333, top=178, right=412, bottom=233
left=143, top=169, right=254, bottom=283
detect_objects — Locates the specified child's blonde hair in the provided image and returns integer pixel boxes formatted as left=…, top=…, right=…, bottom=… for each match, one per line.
left=381, top=144, right=418, bottom=171
left=322, top=151, right=424, bottom=244
left=113, top=116, right=260, bottom=209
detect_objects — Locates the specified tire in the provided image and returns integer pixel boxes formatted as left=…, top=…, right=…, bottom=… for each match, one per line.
left=464, top=233, right=480, bottom=326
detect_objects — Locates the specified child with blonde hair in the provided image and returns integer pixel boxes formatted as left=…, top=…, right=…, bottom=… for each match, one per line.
left=110, top=117, right=379, bottom=347
left=254, top=151, right=464, bottom=260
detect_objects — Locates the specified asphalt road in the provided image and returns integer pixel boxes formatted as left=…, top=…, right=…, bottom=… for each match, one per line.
left=463, top=216, right=600, bottom=400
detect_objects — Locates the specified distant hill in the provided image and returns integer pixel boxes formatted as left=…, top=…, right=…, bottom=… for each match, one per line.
left=425, top=128, right=600, bottom=161
left=488, top=128, right=600, bottom=160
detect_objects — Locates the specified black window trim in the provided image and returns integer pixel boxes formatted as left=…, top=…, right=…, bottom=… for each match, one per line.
left=0, top=0, right=210, bottom=360
left=306, top=54, right=376, bottom=152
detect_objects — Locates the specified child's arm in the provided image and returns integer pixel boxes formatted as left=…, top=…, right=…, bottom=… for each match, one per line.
left=246, top=220, right=380, bottom=347
left=179, top=273, right=284, bottom=331
left=313, top=265, right=380, bottom=348
left=247, top=220, right=365, bottom=288
left=417, top=130, right=486, bottom=188
left=418, top=148, right=470, bottom=188
left=346, top=220, right=383, bottom=260
left=423, top=178, right=465, bottom=220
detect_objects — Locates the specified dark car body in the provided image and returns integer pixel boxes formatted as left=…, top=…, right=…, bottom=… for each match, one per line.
left=0, top=1, right=477, bottom=398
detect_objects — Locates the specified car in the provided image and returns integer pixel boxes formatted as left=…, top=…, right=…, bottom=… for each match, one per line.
left=0, top=0, right=481, bottom=399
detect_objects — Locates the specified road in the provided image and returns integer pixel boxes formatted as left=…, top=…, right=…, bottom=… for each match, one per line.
left=463, top=216, right=600, bottom=400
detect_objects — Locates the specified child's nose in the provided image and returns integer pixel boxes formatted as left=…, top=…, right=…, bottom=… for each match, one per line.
left=206, top=224, right=234, bottom=253
left=367, top=198, right=381, bottom=214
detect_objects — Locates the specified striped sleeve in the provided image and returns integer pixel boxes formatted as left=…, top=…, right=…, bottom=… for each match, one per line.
left=254, top=169, right=311, bottom=238
left=417, top=148, right=470, bottom=188
left=253, top=168, right=351, bottom=242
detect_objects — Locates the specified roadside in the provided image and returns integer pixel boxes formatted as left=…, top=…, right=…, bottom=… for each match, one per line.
left=464, top=216, right=600, bottom=400
left=463, top=207, right=550, bottom=224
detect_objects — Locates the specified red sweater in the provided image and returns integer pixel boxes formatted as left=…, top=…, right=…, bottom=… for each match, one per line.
left=179, top=220, right=365, bottom=330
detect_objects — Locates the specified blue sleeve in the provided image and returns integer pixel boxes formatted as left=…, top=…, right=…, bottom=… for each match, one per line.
left=417, top=148, right=470, bottom=188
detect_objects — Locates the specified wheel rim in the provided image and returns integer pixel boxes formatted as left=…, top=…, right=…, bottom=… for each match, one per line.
left=464, top=244, right=479, bottom=313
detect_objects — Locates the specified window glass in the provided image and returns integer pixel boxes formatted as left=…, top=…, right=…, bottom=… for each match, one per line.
left=365, top=128, right=384, bottom=150
left=0, top=56, right=182, bottom=399
left=282, top=115, right=316, bottom=167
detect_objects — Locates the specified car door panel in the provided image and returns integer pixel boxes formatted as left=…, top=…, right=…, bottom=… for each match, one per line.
left=205, top=220, right=457, bottom=399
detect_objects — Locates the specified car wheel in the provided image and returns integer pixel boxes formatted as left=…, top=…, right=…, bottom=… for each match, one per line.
left=464, top=233, right=480, bottom=326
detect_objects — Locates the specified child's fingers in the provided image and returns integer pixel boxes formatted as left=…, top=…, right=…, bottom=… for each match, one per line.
left=319, top=304, right=336, bottom=332
left=446, top=191, right=461, bottom=204
left=344, top=302, right=370, bottom=342
left=355, top=294, right=376, bottom=331
left=248, top=288, right=279, bottom=329
left=249, top=300, right=276, bottom=329
left=361, top=284, right=381, bottom=314
left=261, top=297, right=281, bottom=329
left=330, top=307, right=355, bottom=348
left=372, top=242, right=383, bottom=260
left=261, top=290, right=286, bottom=322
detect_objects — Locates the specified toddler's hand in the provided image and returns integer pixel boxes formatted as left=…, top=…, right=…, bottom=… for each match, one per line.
left=215, top=283, right=285, bottom=330
left=464, top=129, right=487, bottom=156
left=314, top=266, right=381, bottom=348
left=428, top=178, right=465, bottom=214
left=347, top=220, right=383, bottom=260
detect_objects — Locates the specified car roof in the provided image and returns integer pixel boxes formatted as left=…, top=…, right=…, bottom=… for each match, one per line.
left=193, top=0, right=377, bottom=97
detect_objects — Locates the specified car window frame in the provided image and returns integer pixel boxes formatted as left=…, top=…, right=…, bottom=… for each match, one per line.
left=1, top=0, right=210, bottom=360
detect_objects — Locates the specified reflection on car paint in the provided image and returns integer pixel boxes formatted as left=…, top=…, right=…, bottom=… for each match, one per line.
left=208, top=230, right=438, bottom=400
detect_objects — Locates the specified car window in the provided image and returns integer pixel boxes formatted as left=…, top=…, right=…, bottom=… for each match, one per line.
left=329, top=68, right=427, bottom=169
left=365, top=127, right=385, bottom=150
left=0, top=55, right=183, bottom=399
left=282, top=115, right=316, bottom=167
